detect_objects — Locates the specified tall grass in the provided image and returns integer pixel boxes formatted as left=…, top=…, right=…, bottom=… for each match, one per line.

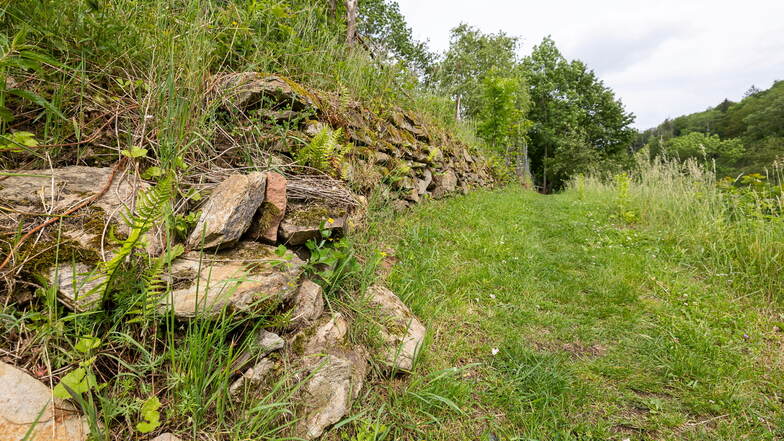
left=570, top=154, right=784, bottom=299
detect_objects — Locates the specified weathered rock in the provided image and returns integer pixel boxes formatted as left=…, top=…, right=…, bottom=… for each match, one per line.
left=367, top=285, right=426, bottom=371
left=0, top=166, right=163, bottom=254
left=213, top=73, right=317, bottom=112
left=257, top=330, right=285, bottom=353
left=248, top=172, right=287, bottom=243
left=48, top=263, right=106, bottom=312
left=187, top=173, right=267, bottom=250
left=160, top=241, right=304, bottom=318
left=415, top=169, right=433, bottom=195
left=431, top=169, right=457, bottom=199
left=0, top=361, right=90, bottom=441
left=229, top=358, right=275, bottom=397
left=149, top=434, right=183, bottom=441
left=278, top=203, right=346, bottom=246
left=292, top=314, right=368, bottom=440
left=289, top=280, right=324, bottom=328
left=229, top=330, right=284, bottom=396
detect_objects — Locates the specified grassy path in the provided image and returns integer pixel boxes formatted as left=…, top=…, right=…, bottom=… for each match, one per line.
left=354, top=187, right=783, bottom=441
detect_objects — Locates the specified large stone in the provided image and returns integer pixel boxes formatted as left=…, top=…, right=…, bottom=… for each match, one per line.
left=278, top=203, right=346, bottom=246
left=0, top=361, right=90, bottom=441
left=288, top=280, right=324, bottom=328
left=415, top=169, right=433, bottom=196
left=48, top=263, right=106, bottom=312
left=0, top=166, right=163, bottom=254
left=213, top=73, right=316, bottom=112
left=291, top=314, right=368, bottom=440
left=248, top=172, right=287, bottom=243
left=367, top=285, right=426, bottom=371
left=160, top=241, right=304, bottom=318
left=187, top=173, right=267, bottom=250
left=431, top=169, right=457, bottom=199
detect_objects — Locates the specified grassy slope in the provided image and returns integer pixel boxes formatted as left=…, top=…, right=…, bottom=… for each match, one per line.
left=351, top=187, right=784, bottom=441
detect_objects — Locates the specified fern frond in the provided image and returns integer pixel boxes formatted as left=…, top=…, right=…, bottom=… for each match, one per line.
left=297, top=126, right=345, bottom=174
left=88, top=175, right=174, bottom=301
left=128, top=243, right=184, bottom=322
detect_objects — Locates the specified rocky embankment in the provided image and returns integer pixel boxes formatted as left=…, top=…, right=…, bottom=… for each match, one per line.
left=0, top=73, right=494, bottom=440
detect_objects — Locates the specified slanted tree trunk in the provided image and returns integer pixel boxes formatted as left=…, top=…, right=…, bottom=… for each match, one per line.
left=345, top=0, right=358, bottom=47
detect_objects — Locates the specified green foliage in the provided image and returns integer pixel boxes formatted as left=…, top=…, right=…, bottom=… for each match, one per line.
left=135, top=396, right=162, bottom=433
left=358, top=0, right=434, bottom=75
left=524, top=37, right=636, bottom=191
left=0, top=131, right=38, bottom=152
left=296, top=127, right=347, bottom=174
left=431, top=24, right=519, bottom=119
left=664, top=132, right=745, bottom=175
left=612, top=172, right=638, bottom=224
left=305, top=222, right=360, bottom=288
left=95, top=175, right=173, bottom=303
left=640, top=80, right=784, bottom=176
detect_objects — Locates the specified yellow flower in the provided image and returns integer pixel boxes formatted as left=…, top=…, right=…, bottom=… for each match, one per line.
left=327, top=218, right=335, bottom=224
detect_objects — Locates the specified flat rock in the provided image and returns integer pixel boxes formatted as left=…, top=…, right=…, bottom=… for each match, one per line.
left=160, top=241, right=304, bottom=318
left=213, top=73, right=316, bottom=112
left=367, top=285, right=426, bottom=371
left=288, top=280, right=324, bottom=328
left=48, top=263, right=106, bottom=312
left=291, top=314, right=368, bottom=440
left=0, top=361, right=90, bottom=441
left=187, top=172, right=267, bottom=250
left=0, top=166, right=163, bottom=254
left=278, top=203, right=346, bottom=246
left=248, top=171, right=287, bottom=243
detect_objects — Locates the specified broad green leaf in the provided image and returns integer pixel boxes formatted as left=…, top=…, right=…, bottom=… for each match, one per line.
left=136, top=396, right=162, bottom=433
left=75, top=336, right=101, bottom=353
left=53, top=368, right=89, bottom=399
left=121, top=146, right=148, bottom=158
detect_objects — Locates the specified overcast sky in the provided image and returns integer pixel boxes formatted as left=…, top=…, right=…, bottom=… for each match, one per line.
left=394, top=0, right=784, bottom=129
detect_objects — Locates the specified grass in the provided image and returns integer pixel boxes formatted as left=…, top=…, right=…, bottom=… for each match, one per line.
left=346, top=183, right=784, bottom=440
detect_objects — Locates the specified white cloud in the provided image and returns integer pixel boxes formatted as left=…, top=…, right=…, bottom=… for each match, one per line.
left=395, top=0, right=784, bottom=128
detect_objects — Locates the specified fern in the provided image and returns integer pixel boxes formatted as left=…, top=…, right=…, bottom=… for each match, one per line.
left=91, top=175, right=174, bottom=302
left=296, top=126, right=345, bottom=174
left=128, top=244, right=184, bottom=322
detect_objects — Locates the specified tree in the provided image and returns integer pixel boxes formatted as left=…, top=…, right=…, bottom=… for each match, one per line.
left=476, top=73, right=532, bottom=181
left=523, top=37, right=635, bottom=191
left=665, top=132, right=745, bottom=175
left=430, top=24, right=519, bottom=119
left=357, top=0, right=434, bottom=75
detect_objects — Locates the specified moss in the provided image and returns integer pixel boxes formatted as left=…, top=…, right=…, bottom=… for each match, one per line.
left=8, top=236, right=102, bottom=275
left=288, top=204, right=346, bottom=225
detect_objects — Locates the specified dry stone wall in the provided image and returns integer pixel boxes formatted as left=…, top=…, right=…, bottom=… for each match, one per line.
left=0, top=72, right=496, bottom=439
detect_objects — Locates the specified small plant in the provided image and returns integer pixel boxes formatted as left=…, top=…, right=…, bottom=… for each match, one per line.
left=296, top=126, right=347, bottom=175
left=135, top=395, right=162, bottom=433
left=613, top=172, right=638, bottom=224
left=0, top=131, right=38, bottom=152
left=304, top=220, right=360, bottom=287
left=341, top=419, right=389, bottom=441
left=54, top=336, right=102, bottom=400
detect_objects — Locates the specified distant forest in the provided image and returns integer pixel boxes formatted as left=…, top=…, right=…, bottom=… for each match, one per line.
left=636, top=81, right=784, bottom=177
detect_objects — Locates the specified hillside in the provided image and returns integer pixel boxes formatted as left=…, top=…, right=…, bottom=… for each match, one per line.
left=2, top=1, right=782, bottom=441
left=637, top=80, right=784, bottom=176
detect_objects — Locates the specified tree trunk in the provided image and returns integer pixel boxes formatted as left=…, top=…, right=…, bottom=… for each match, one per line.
left=328, top=0, right=337, bottom=18
left=345, top=0, right=358, bottom=47
left=455, top=94, right=462, bottom=121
